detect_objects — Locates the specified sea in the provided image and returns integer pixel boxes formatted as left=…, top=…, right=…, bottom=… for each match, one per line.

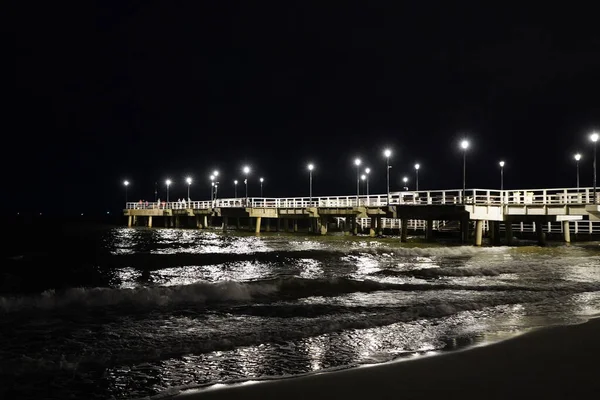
left=1, top=218, right=600, bottom=399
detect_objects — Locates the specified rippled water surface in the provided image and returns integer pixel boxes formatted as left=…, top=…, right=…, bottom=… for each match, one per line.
left=2, top=225, right=600, bottom=399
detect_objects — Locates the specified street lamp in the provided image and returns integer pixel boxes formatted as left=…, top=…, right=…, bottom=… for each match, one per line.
left=499, top=161, right=505, bottom=191
left=210, top=175, right=215, bottom=201
left=384, top=149, right=392, bottom=204
left=403, top=176, right=408, bottom=190
left=364, top=168, right=370, bottom=197
left=165, top=179, right=172, bottom=203
left=234, top=180, right=238, bottom=198
left=308, top=163, right=314, bottom=204
left=185, top=177, right=192, bottom=200
left=591, top=132, right=599, bottom=203
left=574, top=154, right=581, bottom=190
left=354, top=158, right=361, bottom=202
left=260, top=177, right=264, bottom=197
left=414, top=164, right=420, bottom=191
left=123, top=180, right=129, bottom=203
left=361, top=174, right=367, bottom=197
left=460, top=140, right=469, bottom=204
left=243, top=166, right=250, bottom=202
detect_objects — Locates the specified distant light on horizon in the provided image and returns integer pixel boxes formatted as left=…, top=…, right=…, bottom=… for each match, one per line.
left=460, top=140, right=469, bottom=150
left=383, top=149, right=391, bottom=158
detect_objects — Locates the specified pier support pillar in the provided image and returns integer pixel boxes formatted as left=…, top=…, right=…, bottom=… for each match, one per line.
left=489, top=221, right=501, bottom=245
left=460, top=217, right=469, bottom=244
left=400, top=219, right=408, bottom=242
left=369, top=217, right=376, bottom=237
left=265, top=218, right=270, bottom=232
left=294, top=219, right=298, bottom=232
left=223, top=216, right=228, bottom=232
left=255, top=217, right=262, bottom=234
left=475, top=220, right=483, bottom=246
left=148, top=216, right=153, bottom=228
left=169, top=217, right=174, bottom=228
left=426, top=219, right=434, bottom=241
left=195, top=216, right=201, bottom=229
left=127, top=215, right=132, bottom=228
left=284, top=219, right=290, bottom=232
left=505, top=223, right=514, bottom=245
left=133, top=216, right=138, bottom=226
left=203, top=215, right=208, bottom=229
left=563, top=221, right=571, bottom=243
left=535, top=222, right=546, bottom=246
left=175, top=216, right=180, bottom=228
left=352, top=217, right=358, bottom=235
left=320, top=217, right=328, bottom=235
left=376, top=217, right=383, bottom=236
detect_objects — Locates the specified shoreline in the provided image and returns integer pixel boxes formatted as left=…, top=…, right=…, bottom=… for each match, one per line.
left=171, top=317, right=600, bottom=399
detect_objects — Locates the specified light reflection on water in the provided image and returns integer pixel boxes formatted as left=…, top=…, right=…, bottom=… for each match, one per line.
left=4, top=227, right=600, bottom=400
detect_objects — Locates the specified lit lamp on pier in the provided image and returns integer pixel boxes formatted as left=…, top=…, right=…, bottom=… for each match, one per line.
left=243, top=166, right=250, bottom=202
left=574, top=154, right=581, bottom=190
left=210, top=175, right=215, bottom=201
left=591, top=132, right=599, bottom=204
left=354, top=158, right=361, bottom=202
left=499, top=161, right=505, bottom=191
left=364, top=167, right=370, bottom=196
left=259, top=177, right=264, bottom=197
left=414, top=163, right=420, bottom=191
left=460, top=139, right=470, bottom=204
left=403, top=176, right=409, bottom=190
left=123, top=180, right=130, bottom=203
left=234, top=180, right=238, bottom=198
left=307, top=163, right=314, bottom=205
left=185, top=177, right=192, bottom=200
left=383, top=149, right=392, bottom=204
left=165, top=179, right=172, bottom=203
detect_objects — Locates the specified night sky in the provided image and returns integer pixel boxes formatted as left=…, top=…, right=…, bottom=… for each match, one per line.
left=10, top=2, right=600, bottom=215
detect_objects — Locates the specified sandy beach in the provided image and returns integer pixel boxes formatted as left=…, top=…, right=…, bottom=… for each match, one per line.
left=173, top=317, right=600, bottom=400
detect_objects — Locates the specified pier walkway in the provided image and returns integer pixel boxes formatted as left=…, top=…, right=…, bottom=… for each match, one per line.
left=124, top=187, right=600, bottom=245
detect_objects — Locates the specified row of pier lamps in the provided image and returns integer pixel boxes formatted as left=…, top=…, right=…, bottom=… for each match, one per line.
left=123, top=132, right=599, bottom=205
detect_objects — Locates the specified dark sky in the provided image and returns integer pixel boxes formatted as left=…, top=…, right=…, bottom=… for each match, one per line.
left=10, top=2, right=600, bottom=215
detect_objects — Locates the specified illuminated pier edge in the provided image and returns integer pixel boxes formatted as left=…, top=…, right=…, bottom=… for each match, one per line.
left=124, top=187, right=600, bottom=245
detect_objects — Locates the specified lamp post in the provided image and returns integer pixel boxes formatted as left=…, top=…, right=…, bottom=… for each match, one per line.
left=210, top=175, right=215, bottom=201
left=123, top=180, right=129, bottom=203
left=591, top=132, right=599, bottom=203
left=260, top=177, right=264, bottom=197
left=499, top=161, right=505, bottom=191
left=384, top=149, right=392, bottom=204
left=186, top=177, right=192, bottom=200
left=364, top=168, right=370, bottom=196
left=243, top=166, right=250, bottom=202
left=403, top=176, right=408, bottom=190
left=234, top=180, right=238, bottom=198
left=308, top=163, right=314, bottom=204
left=574, top=154, right=581, bottom=190
left=361, top=174, right=367, bottom=198
left=414, top=164, right=420, bottom=191
left=166, top=179, right=172, bottom=203
left=354, top=158, right=361, bottom=203
left=460, top=140, right=469, bottom=204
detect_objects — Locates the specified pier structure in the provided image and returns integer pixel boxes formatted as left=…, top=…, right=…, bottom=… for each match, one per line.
left=124, top=187, right=600, bottom=245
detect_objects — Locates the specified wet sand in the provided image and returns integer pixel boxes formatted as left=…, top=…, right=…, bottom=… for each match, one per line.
left=173, top=317, right=600, bottom=399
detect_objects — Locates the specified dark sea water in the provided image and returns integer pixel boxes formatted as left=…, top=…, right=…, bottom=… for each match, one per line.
left=1, top=219, right=600, bottom=399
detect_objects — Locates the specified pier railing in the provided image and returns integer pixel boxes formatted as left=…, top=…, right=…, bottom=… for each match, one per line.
left=125, top=187, right=599, bottom=210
